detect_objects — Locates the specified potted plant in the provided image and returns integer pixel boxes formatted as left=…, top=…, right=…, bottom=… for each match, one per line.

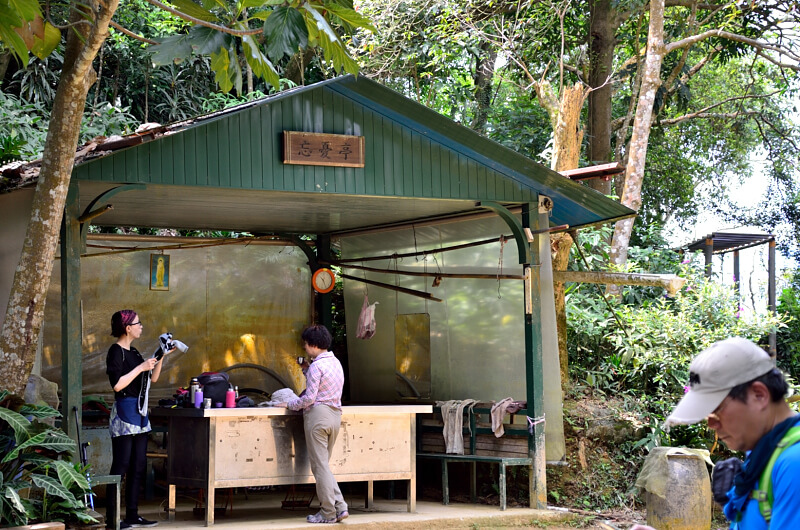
left=0, top=390, right=97, bottom=528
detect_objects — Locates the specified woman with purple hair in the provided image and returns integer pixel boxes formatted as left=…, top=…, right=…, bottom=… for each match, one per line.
left=106, top=310, right=170, bottom=529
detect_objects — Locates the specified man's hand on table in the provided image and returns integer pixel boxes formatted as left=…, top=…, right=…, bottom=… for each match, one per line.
left=275, top=403, right=288, bottom=408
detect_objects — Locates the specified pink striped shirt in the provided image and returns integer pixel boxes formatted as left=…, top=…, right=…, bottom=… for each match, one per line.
left=287, top=351, right=344, bottom=411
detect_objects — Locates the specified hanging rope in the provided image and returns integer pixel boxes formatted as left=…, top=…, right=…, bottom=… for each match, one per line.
left=497, top=235, right=506, bottom=299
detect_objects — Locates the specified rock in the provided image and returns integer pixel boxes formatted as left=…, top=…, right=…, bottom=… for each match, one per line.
left=24, top=375, right=60, bottom=425
left=585, top=415, right=642, bottom=444
left=566, top=399, right=645, bottom=444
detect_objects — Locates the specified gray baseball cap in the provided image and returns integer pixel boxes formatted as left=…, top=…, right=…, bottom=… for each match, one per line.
left=665, top=337, right=775, bottom=427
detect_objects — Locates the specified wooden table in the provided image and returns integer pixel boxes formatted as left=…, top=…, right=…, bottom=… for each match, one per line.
left=152, top=405, right=431, bottom=526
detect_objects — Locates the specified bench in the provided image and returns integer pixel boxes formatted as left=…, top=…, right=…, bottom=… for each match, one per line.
left=417, top=405, right=532, bottom=510
left=89, top=474, right=121, bottom=530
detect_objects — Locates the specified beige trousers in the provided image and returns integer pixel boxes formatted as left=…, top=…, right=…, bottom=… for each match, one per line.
left=304, top=405, right=347, bottom=519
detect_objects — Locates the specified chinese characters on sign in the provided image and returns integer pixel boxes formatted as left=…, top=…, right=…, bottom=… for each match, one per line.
left=283, top=131, right=365, bottom=167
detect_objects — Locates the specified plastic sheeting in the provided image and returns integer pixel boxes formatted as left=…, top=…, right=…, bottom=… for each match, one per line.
left=340, top=215, right=566, bottom=461
left=42, top=238, right=312, bottom=400
left=636, top=447, right=713, bottom=499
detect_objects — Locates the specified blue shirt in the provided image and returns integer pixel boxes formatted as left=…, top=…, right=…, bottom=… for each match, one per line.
left=731, top=442, right=800, bottom=529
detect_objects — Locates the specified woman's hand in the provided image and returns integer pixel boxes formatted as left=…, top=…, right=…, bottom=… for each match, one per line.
left=629, top=525, right=656, bottom=530
left=140, top=357, right=158, bottom=372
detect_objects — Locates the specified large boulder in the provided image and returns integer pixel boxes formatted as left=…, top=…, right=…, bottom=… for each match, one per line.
left=25, top=374, right=60, bottom=410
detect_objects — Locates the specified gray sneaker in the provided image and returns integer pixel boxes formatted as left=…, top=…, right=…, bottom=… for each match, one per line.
left=336, top=510, right=349, bottom=522
left=306, top=512, right=336, bottom=524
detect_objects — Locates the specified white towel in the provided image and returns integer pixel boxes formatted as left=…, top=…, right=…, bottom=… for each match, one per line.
left=260, top=387, right=300, bottom=407
left=436, top=399, right=477, bottom=454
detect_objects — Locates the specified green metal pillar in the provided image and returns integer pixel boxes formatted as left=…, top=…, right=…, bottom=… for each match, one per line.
left=60, top=182, right=82, bottom=442
left=316, top=234, right=333, bottom=331
left=522, top=202, right=546, bottom=509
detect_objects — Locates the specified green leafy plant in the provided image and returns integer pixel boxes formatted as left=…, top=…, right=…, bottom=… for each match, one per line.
left=777, top=268, right=800, bottom=380
left=566, top=227, right=783, bottom=447
left=0, top=134, right=26, bottom=164
left=0, top=390, right=97, bottom=527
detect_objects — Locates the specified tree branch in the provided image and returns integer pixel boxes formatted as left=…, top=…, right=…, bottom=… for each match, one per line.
left=144, top=0, right=262, bottom=36
left=664, top=0, right=724, bottom=8
left=660, top=110, right=758, bottom=125
left=665, top=30, right=800, bottom=70
left=109, top=20, right=159, bottom=44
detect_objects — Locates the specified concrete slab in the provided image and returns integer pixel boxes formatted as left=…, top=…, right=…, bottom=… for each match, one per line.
left=123, top=489, right=578, bottom=529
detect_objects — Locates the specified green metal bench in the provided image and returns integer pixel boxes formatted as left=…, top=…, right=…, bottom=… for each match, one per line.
left=89, top=474, right=121, bottom=530
left=417, top=406, right=532, bottom=510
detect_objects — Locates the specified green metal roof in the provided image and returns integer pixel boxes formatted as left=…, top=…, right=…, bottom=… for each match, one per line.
left=71, top=75, right=634, bottom=234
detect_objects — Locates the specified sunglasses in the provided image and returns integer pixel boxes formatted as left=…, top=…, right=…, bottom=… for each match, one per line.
left=129, top=321, right=143, bottom=327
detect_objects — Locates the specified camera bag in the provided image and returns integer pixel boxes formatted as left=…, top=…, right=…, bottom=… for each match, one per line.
left=197, top=371, right=230, bottom=405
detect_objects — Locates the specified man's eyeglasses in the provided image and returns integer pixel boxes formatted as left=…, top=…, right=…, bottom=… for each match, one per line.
left=707, top=396, right=731, bottom=425
left=129, top=321, right=143, bottom=327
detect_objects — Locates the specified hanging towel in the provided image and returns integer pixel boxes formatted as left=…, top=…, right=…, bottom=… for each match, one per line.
left=436, top=399, right=477, bottom=454
left=491, top=397, right=514, bottom=438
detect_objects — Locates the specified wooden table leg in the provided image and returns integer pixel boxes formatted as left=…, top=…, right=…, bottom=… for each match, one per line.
left=168, top=484, right=176, bottom=523
left=206, top=418, right=216, bottom=526
left=407, top=478, right=416, bottom=513
left=366, top=480, right=374, bottom=509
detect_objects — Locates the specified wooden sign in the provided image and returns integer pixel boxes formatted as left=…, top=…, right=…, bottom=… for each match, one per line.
left=283, top=131, right=365, bottom=168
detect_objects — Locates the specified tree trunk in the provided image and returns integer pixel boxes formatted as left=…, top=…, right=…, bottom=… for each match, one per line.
left=0, top=0, right=119, bottom=394
left=535, top=81, right=587, bottom=172
left=609, top=0, right=665, bottom=269
left=285, top=49, right=316, bottom=86
left=551, top=232, right=573, bottom=387
left=587, top=0, right=617, bottom=195
left=0, top=52, right=11, bottom=86
left=532, top=81, right=586, bottom=388
left=470, top=40, right=496, bottom=134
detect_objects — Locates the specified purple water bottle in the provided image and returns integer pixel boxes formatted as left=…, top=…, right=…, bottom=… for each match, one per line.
left=194, top=388, right=204, bottom=408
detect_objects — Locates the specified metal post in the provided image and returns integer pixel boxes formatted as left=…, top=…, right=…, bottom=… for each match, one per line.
left=768, top=240, right=776, bottom=356
left=521, top=202, right=546, bottom=509
left=704, top=237, right=713, bottom=279
left=733, top=250, right=740, bottom=299
left=316, top=234, right=333, bottom=331
left=60, top=182, right=82, bottom=442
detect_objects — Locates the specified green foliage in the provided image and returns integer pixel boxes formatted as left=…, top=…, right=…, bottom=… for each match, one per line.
left=567, top=228, right=783, bottom=447
left=9, top=49, right=63, bottom=107
left=148, top=0, right=369, bottom=94
left=0, top=91, right=137, bottom=160
left=0, top=134, right=26, bottom=164
left=0, top=0, right=41, bottom=67
left=0, top=390, right=96, bottom=527
left=777, top=269, right=800, bottom=380
left=198, top=88, right=273, bottom=113
left=0, top=91, right=50, bottom=159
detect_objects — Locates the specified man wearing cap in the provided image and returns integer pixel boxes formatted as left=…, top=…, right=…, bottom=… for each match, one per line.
left=631, top=337, right=800, bottom=530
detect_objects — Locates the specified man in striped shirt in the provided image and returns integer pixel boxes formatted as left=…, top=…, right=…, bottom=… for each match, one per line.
left=280, top=325, right=348, bottom=524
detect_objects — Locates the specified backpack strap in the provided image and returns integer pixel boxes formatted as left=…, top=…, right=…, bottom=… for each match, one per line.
left=752, top=425, right=800, bottom=522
